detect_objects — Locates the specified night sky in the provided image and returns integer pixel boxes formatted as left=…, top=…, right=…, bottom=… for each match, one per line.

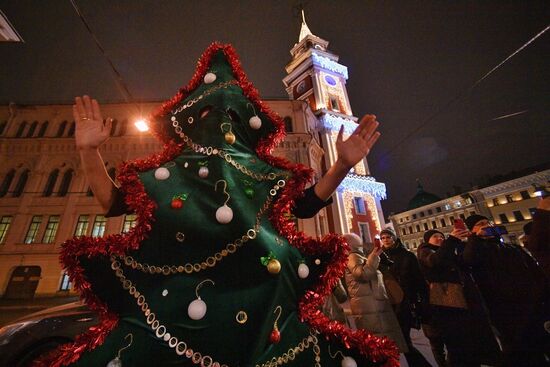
left=1, top=1, right=548, bottom=216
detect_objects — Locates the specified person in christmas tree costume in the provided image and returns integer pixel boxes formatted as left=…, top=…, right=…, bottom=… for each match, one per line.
left=34, top=43, right=399, bottom=367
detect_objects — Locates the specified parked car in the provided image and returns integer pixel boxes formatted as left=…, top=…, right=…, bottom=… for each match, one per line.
left=0, top=301, right=98, bottom=367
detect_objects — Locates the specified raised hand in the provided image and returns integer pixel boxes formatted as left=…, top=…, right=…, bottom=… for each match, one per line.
left=335, top=114, right=380, bottom=169
left=73, top=95, right=113, bottom=150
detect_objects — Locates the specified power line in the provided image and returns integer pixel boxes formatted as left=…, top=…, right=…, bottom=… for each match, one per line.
left=375, top=24, right=550, bottom=166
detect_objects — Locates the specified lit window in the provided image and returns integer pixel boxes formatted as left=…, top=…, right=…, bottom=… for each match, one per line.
left=59, top=273, right=72, bottom=291
left=42, top=215, right=60, bottom=243
left=0, top=216, right=13, bottom=243
left=455, top=201, right=462, bottom=208
left=122, top=214, right=138, bottom=233
left=91, top=215, right=107, bottom=237
left=74, top=215, right=89, bottom=237
left=24, top=216, right=43, bottom=244
left=444, top=204, right=451, bottom=210
left=353, top=197, right=366, bottom=214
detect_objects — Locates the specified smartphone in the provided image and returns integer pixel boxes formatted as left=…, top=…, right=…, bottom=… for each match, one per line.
left=374, top=234, right=382, bottom=249
left=454, top=219, right=466, bottom=230
left=482, top=225, right=508, bottom=237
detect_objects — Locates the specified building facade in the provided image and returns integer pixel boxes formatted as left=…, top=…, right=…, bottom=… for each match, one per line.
left=282, top=14, right=387, bottom=245
left=0, top=98, right=326, bottom=298
left=389, top=170, right=549, bottom=250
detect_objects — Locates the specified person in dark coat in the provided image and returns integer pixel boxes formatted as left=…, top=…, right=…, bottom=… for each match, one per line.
left=523, top=196, right=550, bottom=279
left=379, top=229, right=432, bottom=367
left=462, top=214, right=550, bottom=367
left=418, top=229, right=500, bottom=367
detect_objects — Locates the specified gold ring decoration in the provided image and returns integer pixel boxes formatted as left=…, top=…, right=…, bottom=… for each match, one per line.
left=236, top=311, right=248, bottom=324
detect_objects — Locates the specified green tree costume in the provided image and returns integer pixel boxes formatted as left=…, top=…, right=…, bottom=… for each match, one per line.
left=35, top=44, right=398, bottom=367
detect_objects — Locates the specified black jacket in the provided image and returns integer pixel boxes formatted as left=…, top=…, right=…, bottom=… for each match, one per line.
left=381, top=241, right=428, bottom=304
left=462, top=235, right=550, bottom=352
left=417, top=236, right=463, bottom=284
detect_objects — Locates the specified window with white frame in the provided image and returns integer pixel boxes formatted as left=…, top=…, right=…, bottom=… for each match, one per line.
left=358, top=222, right=371, bottom=244
left=24, top=216, right=43, bottom=244
left=353, top=197, right=366, bottom=214
left=59, top=272, right=72, bottom=291
left=74, top=215, right=89, bottom=237
left=0, top=216, right=12, bottom=243
left=91, top=215, right=107, bottom=237
left=122, top=214, right=138, bottom=233
left=42, top=215, right=60, bottom=243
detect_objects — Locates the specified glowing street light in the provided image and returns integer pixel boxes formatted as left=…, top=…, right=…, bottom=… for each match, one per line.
left=134, top=119, right=149, bottom=132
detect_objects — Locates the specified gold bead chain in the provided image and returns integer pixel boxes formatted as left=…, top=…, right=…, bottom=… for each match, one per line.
left=170, top=80, right=288, bottom=182
left=115, top=180, right=284, bottom=275
left=171, top=80, right=239, bottom=115
left=111, top=258, right=228, bottom=367
left=255, top=334, right=321, bottom=367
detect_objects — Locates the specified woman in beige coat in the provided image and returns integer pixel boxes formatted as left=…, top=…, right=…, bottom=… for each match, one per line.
left=343, top=233, right=408, bottom=353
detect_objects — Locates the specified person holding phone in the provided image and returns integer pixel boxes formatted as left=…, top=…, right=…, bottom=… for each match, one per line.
left=417, top=226, right=500, bottom=366
left=461, top=214, right=550, bottom=366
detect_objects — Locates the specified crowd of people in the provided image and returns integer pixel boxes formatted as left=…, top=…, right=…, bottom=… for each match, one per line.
left=340, top=197, right=550, bottom=367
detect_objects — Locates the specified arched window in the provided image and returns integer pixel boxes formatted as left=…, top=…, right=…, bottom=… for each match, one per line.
left=56, top=121, right=67, bottom=137
left=26, top=121, right=38, bottom=137
left=12, top=169, right=29, bottom=197
left=37, top=121, right=49, bottom=137
left=283, top=116, right=293, bottom=132
left=0, top=169, right=16, bottom=197
left=118, top=119, right=128, bottom=136
left=0, top=121, right=7, bottom=135
left=107, top=167, right=116, bottom=181
left=57, top=169, right=73, bottom=197
left=43, top=169, right=59, bottom=197
left=67, top=122, right=76, bottom=137
left=110, top=119, right=118, bottom=136
left=15, top=121, right=27, bottom=138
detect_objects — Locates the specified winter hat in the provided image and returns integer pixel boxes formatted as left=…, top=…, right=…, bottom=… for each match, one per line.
left=423, top=229, right=444, bottom=243
left=379, top=228, right=396, bottom=239
left=465, top=214, right=488, bottom=230
left=343, top=233, right=363, bottom=250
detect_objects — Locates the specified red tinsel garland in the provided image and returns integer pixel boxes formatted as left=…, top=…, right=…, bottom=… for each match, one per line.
left=34, top=43, right=398, bottom=367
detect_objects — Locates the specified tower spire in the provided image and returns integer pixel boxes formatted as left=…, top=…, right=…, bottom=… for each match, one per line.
left=298, top=9, right=313, bottom=42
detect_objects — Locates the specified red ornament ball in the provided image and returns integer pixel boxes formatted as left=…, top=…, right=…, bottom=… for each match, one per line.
left=269, top=329, right=281, bottom=344
left=171, top=198, right=184, bottom=209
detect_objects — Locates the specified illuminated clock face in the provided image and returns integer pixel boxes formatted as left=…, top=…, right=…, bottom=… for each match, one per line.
left=324, top=75, right=337, bottom=86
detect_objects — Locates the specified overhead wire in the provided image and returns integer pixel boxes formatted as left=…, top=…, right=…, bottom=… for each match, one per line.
left=375, top=24, right=550, bottom=166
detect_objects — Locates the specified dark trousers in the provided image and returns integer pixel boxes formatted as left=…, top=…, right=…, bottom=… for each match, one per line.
left=422, top=323, right=447, bottom=367
left=393, top=302, right=432, bottom=367
left=432, top=306, right=500, bottom=367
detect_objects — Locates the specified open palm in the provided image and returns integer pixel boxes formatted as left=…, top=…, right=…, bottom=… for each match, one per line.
left=336, top=114, right=380, bottom=169
left=73, top=95, right=112, bottom=150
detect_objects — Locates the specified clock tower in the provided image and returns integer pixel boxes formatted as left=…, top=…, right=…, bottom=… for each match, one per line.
left=282, top=11, right=387, bottom=241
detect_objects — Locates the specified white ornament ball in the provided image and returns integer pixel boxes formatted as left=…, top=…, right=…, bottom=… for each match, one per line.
left=297, top=263, right=310, bottom=279
left=216, top=205, right=233, bottom=224
left=249, top=116, right=262, bottom=130
left=198, top=166, right=209, bottom=178
left=204, top=72, right=217, bottom=84
left=314, top=259, right=321, bottom=265
left=106, top=357, right=122, bottom=367
left=341, top=357, right=357, bottom=367
left=154, top=167, right=170, bottom=180
left=188, top=298, right=207, bottom=320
